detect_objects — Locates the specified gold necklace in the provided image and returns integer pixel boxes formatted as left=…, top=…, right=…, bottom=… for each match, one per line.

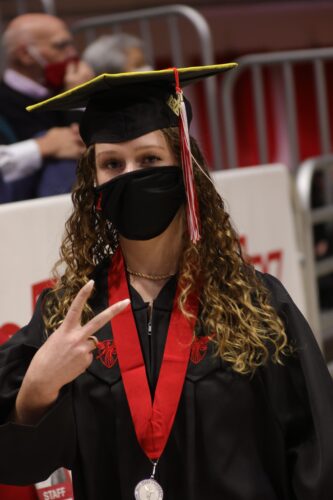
left=126, top=267, right=176, bottom=281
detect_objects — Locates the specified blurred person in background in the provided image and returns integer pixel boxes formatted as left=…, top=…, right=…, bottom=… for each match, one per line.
left=0, top=13, right=93, bottom=203
left=83, top=33, right=203, bottom=155
left=0, top=125, right=85, bottom=203
left=82, top=33, right=152, bottom=75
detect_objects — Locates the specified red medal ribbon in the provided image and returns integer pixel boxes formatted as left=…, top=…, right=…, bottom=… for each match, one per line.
left=108, top=248, right=198, bottom=459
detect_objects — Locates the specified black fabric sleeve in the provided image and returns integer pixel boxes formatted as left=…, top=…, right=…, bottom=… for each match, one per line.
left=0, top=291, right=76, bottom=485
left=260, top=273, right=333, bottom=500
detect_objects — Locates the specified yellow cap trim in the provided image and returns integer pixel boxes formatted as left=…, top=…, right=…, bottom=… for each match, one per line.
left=26, top=63, right=238, bottom=112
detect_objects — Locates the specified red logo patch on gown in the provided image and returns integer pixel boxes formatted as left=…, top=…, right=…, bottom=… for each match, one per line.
left=190, top=335, right=213, bottom=364
left=96, top=339, right=118, bottom=368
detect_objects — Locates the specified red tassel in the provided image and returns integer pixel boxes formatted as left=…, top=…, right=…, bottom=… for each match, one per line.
left=173, top=68, right=201, bottom=244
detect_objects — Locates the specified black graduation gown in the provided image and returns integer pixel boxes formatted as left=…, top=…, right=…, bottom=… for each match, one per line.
left=0, top=261, right=333, bottom=500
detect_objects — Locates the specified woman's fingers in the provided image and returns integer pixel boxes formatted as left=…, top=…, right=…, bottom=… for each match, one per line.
left=61, top=281, right=130, bottom=342
left=82, top=299, right=131, bottom=339
left=62, top=280, right=95, bottom=329
left=87, top=335, right=99, bottom=352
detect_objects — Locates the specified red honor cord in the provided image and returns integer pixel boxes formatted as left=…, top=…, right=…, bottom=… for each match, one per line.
left=108, top=248, right=198, bottom=459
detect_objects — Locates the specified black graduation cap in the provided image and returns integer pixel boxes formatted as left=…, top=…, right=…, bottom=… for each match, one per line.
left=27, top=64, right=237, bottom=147
left=28, top=64, right=237, bottom=243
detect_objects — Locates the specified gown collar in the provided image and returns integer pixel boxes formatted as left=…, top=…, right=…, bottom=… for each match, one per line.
left=128, top=275, right=178, bottom=312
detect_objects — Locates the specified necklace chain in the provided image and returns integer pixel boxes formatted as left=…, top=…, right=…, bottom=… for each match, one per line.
left=126, top=267, right=176, bottom=281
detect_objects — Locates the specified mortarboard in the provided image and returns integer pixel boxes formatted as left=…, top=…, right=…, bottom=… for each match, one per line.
left=27, top=64, right=238, bottom=242
left=27, top=65, right=237, bottom=146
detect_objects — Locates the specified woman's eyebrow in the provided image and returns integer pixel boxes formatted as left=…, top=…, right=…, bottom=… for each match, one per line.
left=95, top=151, right=121, bottom=161
left=134, top=145, right=165, bottom=151
left=96, top=145, right=165, bottom=160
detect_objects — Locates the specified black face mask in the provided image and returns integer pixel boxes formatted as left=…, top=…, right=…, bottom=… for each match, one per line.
left=94, top=166, right=186, bottom=240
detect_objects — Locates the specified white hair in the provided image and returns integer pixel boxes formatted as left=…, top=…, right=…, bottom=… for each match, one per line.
left=82, top=33, right=144, bottom=75
left=2, top=25, right=33, bottom=59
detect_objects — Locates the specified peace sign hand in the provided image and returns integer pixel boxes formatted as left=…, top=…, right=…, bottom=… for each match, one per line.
left=14, top=280, right=130, bottom=424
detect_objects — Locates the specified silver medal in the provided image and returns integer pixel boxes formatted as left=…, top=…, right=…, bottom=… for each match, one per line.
left=134, top=460, right=163, bottom=500
left=134, top=478, right=163, bottom=500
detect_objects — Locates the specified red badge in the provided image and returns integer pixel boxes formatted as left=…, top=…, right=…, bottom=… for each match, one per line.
left=35, top=468, right=73, bottom=499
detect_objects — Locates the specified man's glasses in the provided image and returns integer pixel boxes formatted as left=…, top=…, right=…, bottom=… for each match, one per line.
left=51, top=39, right=75, bottom=51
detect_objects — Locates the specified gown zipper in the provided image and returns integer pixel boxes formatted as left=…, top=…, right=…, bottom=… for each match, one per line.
left=147, top=303, right=153, bottom=375
left=147, top=302, right=153, bottom=336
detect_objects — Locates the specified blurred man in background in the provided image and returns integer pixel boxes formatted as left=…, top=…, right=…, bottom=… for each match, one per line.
left=0, top=13, right=94, bottom=203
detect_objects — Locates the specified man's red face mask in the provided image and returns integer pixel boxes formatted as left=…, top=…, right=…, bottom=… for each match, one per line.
left=44, top=56, right=79, bottom=91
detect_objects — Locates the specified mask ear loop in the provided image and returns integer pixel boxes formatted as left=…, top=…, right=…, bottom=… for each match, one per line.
left=172, top=67, right=201, bottom=244
left=26, top=45, right=47, bottom=66
left=190, top=153, right=215, bottom=185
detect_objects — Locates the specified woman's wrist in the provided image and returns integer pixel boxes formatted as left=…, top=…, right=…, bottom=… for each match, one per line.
left=14, top=377, right=60, bottom=425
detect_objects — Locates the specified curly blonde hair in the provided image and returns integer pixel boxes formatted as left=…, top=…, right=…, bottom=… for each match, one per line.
left=44, top=128, right=290, bottom=375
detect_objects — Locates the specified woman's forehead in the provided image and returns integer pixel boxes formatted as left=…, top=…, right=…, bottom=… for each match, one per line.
left=94, top=130, right=168, bottom=153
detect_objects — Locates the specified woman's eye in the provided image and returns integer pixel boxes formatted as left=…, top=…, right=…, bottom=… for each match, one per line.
left=102, top=160, right=123, bottom=170
left=142, top=155, right=162, bottom=165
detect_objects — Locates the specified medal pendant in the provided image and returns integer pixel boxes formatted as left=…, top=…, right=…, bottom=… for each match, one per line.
left=134, top=478, right=163, bottom=500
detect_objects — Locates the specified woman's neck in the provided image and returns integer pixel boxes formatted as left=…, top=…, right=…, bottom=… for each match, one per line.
left=119, top=209, right=184, bottom=278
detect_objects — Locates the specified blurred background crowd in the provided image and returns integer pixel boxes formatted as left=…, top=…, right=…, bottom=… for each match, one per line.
left=1, top=0, right=333, bottom=496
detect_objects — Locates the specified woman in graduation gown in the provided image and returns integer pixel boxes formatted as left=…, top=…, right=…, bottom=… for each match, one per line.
left=0, top=66, right=333, bottom=500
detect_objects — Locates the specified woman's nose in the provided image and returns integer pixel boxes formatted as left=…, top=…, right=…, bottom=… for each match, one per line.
left=123, top=162, right=139, bottom=174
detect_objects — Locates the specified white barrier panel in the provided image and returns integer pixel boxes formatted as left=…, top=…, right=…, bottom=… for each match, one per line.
left=212, top=164, right=306, bottom=316
left=0, top=164, right=307, bottom=339
left=0, top=195, right=72, bottom=338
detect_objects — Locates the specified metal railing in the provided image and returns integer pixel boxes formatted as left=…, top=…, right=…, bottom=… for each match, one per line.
left=296, top=155, right=333, bottom=366
left=222, top=47, right=333, bottom=170
left=12, top=0, right=56, bottom=14
left=71, top=4, right=222, bottom=170
left=221, top=46, right=333, bottom=368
